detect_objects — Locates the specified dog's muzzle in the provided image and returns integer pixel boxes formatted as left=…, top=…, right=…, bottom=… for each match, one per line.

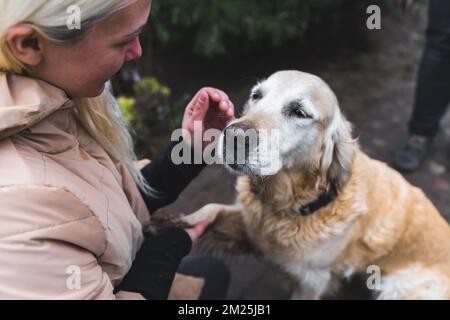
left=219, top=121, right=282, bottom=176
left=222, top=122, right=257, bottom=173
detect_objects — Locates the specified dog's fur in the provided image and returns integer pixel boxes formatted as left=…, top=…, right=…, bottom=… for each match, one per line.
left=181, top=71, right=450, bottom=300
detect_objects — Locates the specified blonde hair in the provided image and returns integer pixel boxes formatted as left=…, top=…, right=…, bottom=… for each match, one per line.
left=0, top=0, right=153, bottom=195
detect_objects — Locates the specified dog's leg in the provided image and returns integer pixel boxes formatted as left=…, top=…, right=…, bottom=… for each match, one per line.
left=181, top=203, right=227, bottom=225
left=181, top=203, right=254, bottom=255
left=376, top=269, right=450, bottom=300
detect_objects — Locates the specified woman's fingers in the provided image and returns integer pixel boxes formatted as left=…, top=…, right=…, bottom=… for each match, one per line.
left=226, top=100, right=235, bottom=118
left=184, top=87, right=235, bottom=133
left=215, top=90, right=232, bottom=113
left=193, top=91, right=209, bottom=119
left=198, top=88, right=230, bottom=107
left=201, top=87, right=228, bottom=102
left=195, top=88, right=234, bottom=117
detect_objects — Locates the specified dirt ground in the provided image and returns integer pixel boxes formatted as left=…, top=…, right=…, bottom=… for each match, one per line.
left=161, top=4, right=450, bottom=299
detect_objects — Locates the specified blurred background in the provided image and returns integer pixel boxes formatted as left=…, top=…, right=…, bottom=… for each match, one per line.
left=112, top=0, right=450, bottom=299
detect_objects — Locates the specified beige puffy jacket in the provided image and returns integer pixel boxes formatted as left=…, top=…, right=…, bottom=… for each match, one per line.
left=0, top=73, right=203, bottom=300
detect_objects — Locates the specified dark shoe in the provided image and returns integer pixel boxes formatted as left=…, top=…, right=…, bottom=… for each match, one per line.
left=393, top=135, right=431, bottom=172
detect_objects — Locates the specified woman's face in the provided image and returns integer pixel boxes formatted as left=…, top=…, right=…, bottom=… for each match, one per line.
left=31, top=0, right=152, bottom=98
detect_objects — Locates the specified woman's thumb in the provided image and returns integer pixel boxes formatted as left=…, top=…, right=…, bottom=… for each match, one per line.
left=186, top=220, right=209, bottom=244
left=195, top=220, right=209, bottom=235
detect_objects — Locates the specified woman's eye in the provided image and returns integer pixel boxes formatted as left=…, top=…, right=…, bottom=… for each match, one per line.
left=117, top=37, right=136, bottom=47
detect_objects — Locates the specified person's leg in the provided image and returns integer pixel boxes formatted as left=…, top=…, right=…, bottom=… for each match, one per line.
left=394, top=0, right=450, bottom=171
left=408, top=0, right=450, bottom=137
left=178, top=255, right=230, bottom=300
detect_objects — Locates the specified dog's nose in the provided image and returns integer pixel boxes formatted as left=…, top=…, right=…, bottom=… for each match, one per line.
left=223, top=122, right=255, bottom=165
left=225, top=122, right=252, bottom=132
left=224, top=122, right=252, bottom=149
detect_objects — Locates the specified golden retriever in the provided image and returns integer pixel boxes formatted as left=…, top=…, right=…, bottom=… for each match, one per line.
left=181, top=70, right=450, bottom=300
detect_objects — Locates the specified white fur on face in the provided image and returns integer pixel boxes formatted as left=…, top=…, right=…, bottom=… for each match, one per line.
left=219, top=70, right=343, bottom=176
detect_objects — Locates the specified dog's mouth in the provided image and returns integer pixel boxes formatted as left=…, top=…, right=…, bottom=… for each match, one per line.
left=225, top=163, right=259, bottom=176
left=222, top=139, right=257, bottom=176
left=221, top=125, right=259, bottom=176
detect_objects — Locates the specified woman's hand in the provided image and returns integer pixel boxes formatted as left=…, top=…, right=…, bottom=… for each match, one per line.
left=184, top=220, right=209, bottom=245
left=182, top=88, right=235, bottom=148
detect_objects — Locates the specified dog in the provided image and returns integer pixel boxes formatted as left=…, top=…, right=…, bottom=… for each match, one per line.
left=180, top=70, right=450, bottom=300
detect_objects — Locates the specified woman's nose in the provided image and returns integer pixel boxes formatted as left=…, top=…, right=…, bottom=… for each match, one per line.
left=125, top=38, right=142, bottom=62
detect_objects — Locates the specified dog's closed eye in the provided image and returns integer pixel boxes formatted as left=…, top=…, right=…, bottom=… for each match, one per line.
left=284, top=101, right=313, bottom=119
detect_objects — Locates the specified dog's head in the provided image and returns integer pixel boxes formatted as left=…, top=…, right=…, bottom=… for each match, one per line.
left=218, top=70, right=356, bottom=190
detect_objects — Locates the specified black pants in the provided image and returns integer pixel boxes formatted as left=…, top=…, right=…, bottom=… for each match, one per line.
left=178, top=255, right=230, bottom=300
left=409, top=0, right=450, bottom=137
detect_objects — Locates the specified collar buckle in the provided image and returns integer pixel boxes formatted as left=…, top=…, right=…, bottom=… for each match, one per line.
left=298, top=184, right=338, bottom=216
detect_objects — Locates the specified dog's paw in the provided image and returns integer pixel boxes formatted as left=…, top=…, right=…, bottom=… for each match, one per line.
left=170, top=213, right=197, bottom=229
left=146, top=213, right=193, bottom=235
left=180, top=204, right=223, bottom=226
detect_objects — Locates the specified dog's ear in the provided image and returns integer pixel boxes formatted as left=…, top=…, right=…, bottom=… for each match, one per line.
left=320, top=111, right=356, bottom=191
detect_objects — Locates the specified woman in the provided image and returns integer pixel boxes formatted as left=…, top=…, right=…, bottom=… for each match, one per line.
left=0, top=0, right=234, bottom=299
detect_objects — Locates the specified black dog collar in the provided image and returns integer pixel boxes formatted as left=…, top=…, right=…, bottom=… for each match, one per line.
left=298, top=184, right=338, bottom=216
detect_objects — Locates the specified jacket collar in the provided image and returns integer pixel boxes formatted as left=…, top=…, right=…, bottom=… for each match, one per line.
left=0, top=72, right=73, bottom=140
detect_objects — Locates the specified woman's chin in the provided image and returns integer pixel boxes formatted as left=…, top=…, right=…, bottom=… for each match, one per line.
left=86, top=84, right=106, bottom=97
left=69, top=82, right=109, bottom=98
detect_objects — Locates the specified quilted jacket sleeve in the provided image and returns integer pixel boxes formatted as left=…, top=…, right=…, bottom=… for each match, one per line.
left=0, top=186, right=142, bottom=300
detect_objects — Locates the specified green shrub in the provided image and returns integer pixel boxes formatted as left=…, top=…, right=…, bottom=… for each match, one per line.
left=117, top=77, right=187, bottom=157
left=150, top=0, right=387, bottom=58
left=117, top=96, right=136, bottom=125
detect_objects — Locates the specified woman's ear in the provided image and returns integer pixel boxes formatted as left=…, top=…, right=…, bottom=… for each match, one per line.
left=6, top=25, right=43, bottom=67
left=320, top=110, right=356, bottom=191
